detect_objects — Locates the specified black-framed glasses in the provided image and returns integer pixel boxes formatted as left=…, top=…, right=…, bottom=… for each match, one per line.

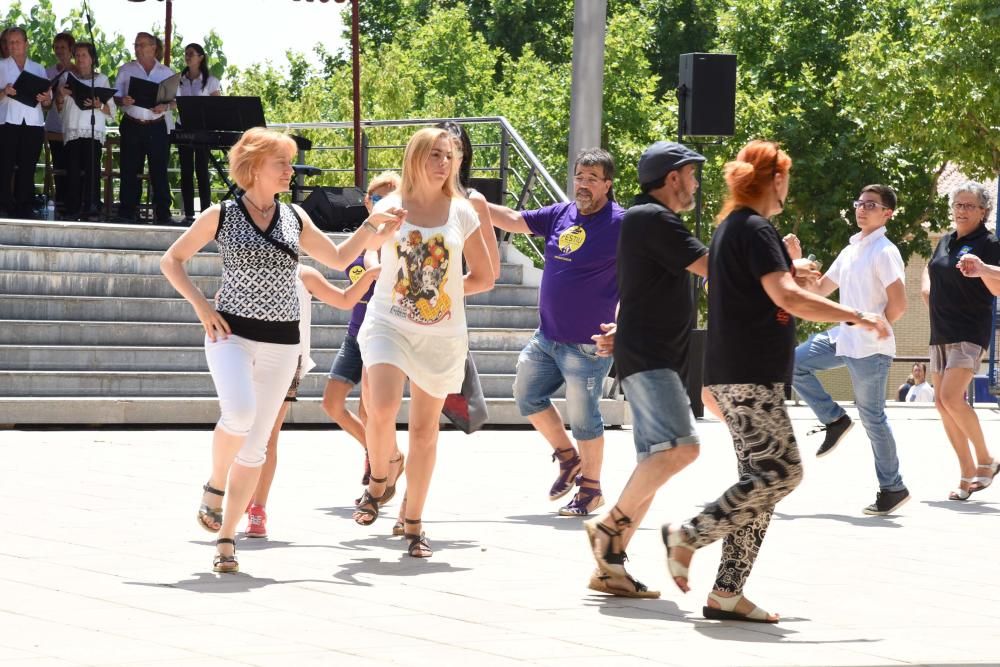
left=852, top=200, right=890, bottom=211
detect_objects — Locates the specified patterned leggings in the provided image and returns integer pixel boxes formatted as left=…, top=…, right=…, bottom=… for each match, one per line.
left=684, top=383, right=804, bottom=593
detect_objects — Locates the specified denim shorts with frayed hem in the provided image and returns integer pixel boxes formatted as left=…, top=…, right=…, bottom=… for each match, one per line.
left=512, top=329, right=613, bottom=441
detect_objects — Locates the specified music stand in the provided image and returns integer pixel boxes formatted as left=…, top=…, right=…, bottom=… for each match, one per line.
left=175, top=96, right=268, bottom=200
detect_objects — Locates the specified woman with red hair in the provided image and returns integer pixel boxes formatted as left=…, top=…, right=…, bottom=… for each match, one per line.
left=661, top=140, right=890, bottom=622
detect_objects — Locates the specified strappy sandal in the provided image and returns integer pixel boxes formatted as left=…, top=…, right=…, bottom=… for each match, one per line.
left=393, top=496, right=408, bottom=536
left=353, top=475, right=386, bottom=526
left=558, top=476, right=604, bottom=516
left=949, top=477, right=975, bottom=501
left=703, top=591, right=778, bottom=623
left=379, top=453, right=406, bottom=505
left=587, top=567, right=660, bottom=599
left=970, top=460, right=1000, bottom=493
left=213, top=537, right=239, bottom=574
left=661, top=523, right=694, bottom=593
left=403, top=518, right=432, bottom=558
left=583, top=506, right=630, bottom=575
left=197, top=483, right=225, bottom=533
left=549, top=447, right=582, bottom=501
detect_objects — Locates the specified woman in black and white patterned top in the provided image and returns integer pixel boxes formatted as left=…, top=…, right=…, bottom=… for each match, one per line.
left=161, top=127, right=402, bottom=573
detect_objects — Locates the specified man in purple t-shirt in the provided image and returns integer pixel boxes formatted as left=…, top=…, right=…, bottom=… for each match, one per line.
left=488, top=148, right=623, bottom=516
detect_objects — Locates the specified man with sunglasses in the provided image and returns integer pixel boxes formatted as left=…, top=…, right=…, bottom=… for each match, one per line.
left=785, top=184, right=909, bottom=515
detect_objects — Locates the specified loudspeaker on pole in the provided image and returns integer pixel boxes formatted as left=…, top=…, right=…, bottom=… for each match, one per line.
left=678, top=53, right=737, bottom=137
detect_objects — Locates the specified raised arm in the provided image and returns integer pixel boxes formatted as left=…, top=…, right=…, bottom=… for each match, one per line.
left=299, top=264, right=381, bottom=310
left=159, top=205, right=231, bottom=341
left=296, top=204, right=403, bottom=271
left=957, top=253, right=1000, bottom=296
left=486, top=202, right=532, bottom=234
left=760, top=270, right=890, bottom=338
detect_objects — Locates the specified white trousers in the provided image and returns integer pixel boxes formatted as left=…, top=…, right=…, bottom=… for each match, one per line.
left=204, top=334, right=299, bottom=467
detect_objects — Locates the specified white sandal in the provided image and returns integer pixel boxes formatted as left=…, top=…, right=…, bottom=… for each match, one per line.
left=661, top=523, right=694, bottom=592
left=703, top=591, right=777, bottom=623
left=949, top=477, right=975, bottom=501
left=970, top=461, right=1000, bottom=493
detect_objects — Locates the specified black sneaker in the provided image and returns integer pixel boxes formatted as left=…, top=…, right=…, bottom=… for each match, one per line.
left=812, top=414, right=853, bottom=458
left=863, top=488, right=910, bottom=515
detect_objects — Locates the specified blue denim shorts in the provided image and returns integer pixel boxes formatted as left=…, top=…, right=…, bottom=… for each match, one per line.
left=621, top=368, right=699, bottom=460
left=328, top=333, right=363, bottom=385
left=512, top=329, right=614, bottom=441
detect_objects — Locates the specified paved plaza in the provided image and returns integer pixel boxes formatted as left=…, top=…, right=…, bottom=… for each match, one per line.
left=2, top=405, right=1000, bottom=666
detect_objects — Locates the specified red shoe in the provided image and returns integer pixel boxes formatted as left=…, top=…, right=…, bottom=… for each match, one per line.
left=246, top=504, right=268, bottom=538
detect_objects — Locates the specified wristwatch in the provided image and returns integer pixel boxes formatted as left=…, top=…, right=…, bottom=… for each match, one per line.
left=844, top=309, right=864, bottom=326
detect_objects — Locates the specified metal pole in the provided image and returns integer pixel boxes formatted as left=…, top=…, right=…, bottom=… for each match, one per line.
left=164, top=0, right=172, bottom=66
left=351, top=0, right=362, bottom=188
left=566, top=0, right=607, bottom=195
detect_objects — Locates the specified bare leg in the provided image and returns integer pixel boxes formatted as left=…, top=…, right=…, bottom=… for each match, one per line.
left=354, top=363, right=405, bottom=519
left=527, top=405, right=576, bottom=453
left=322, top=378, right=367, bottom=446
left=401, top=381, right=447, bottom=556
left=251, top=402, right=290, bottom=507
left=217, top=463, right=264, bottom=557
left=202, top=425, right=244, bottom=529
left=934, top=369, right=979, bottom=481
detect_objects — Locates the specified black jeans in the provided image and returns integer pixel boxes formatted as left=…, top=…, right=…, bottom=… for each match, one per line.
left=48, top=137, right=67, bottom=212
left=118, top=115, right=171, bottom=220
left=64, top=138, right=102, bottom=218
left=0, top=121, right=45, bottom=219
left=178, top=144, right=211, bottom=218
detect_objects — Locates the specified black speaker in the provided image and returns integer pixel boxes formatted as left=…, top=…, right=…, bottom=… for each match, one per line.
left=300, top=186, right=367, bottom=232
left=469, top=177, right=503, bottom=205
left=678, top=53, right=737, bottom=137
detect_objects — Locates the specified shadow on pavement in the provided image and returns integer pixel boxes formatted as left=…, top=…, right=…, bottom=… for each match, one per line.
left=585, top=595, right=685, bottom=620
left=123, top=572, right=336, bottom=594
left=332, top=555, right=472, bottom=585
left=503, top=513, right=593, bottom=530
left=772, top=511, right=903, bottom=528
left=693, top=622, right=882, bottom=645
left=922, top=500, right=1000, bottom=514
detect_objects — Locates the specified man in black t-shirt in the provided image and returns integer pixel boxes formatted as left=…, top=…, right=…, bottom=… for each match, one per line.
left=583, top=141, right=708, bottom=598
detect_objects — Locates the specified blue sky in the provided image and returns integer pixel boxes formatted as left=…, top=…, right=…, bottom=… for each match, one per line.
left=46, top=0, right=348, bottom=70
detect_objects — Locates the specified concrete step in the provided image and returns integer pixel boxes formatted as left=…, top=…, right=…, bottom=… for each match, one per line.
left=0, top=396, right=628, bottom=426
left=0, top=345, right=521, bottom=374
left=0, top=295, right=541, bottom=328
left=0, top=270, right=539, bottom=306
left=0, top=245, right=524, bottom=283
left=0, top=218, right=200, bottom=251
left=0, top=320, right=535, bottom=349
left=0, top=370, right=572, bottom=399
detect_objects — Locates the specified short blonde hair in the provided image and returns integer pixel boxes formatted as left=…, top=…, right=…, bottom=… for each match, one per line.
left=367, top=170, right=401, bottom=196
left=401, top=128, right=457, bottom=199
left=228, top=127, right=297, bottom=191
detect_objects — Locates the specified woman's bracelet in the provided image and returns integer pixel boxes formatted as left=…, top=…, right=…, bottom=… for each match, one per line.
left=362, top=219, right=378, bottom=234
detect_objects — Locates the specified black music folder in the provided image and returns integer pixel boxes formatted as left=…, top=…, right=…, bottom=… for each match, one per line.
left=9, top=70, right=52, bottom=107
left=66, top=74, right=116, bottom=109
left=127, top=73, right=181, bottom=109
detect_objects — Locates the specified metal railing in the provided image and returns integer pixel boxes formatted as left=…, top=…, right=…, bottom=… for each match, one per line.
left=33, top=117, right=565, bottom=263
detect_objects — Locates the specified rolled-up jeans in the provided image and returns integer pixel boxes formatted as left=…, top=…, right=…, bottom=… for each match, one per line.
left=792, top=330, right=905, bottom=491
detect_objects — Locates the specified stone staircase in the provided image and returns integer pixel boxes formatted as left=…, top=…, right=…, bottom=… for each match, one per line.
left=0, top=218, right=626, bottom=426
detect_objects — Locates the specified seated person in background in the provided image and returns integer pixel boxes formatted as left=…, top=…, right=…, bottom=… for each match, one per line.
left=906, top=362, right=934, bottom=402
left=897, top=373, right=914, bottom=402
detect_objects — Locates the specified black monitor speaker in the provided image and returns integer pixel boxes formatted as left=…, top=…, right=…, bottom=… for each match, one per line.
left=300, top=187, right=367, bottom=233
left=469, top=177, right=503, bottom=205
left=678, top=53, right=737, bottom=137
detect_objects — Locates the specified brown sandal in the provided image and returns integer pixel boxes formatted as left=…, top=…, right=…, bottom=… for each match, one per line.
left=197, top=483, right=224, bottom=533
left=403, top=518, right=432, bottom=558
left=379, top=453, right=406, bottom=505
left=353, top=475, right=386, bottom=526
left=213, top=537, right=239, bottom=573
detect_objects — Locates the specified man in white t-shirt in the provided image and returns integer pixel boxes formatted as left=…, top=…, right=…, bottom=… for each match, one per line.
left=906, top=362, right=935, bottom=402
left=787, top=184, right=909, bottom=515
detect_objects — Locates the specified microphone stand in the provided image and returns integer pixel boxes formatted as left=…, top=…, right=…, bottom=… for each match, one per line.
left=84, top=0, right=100, bottom=221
